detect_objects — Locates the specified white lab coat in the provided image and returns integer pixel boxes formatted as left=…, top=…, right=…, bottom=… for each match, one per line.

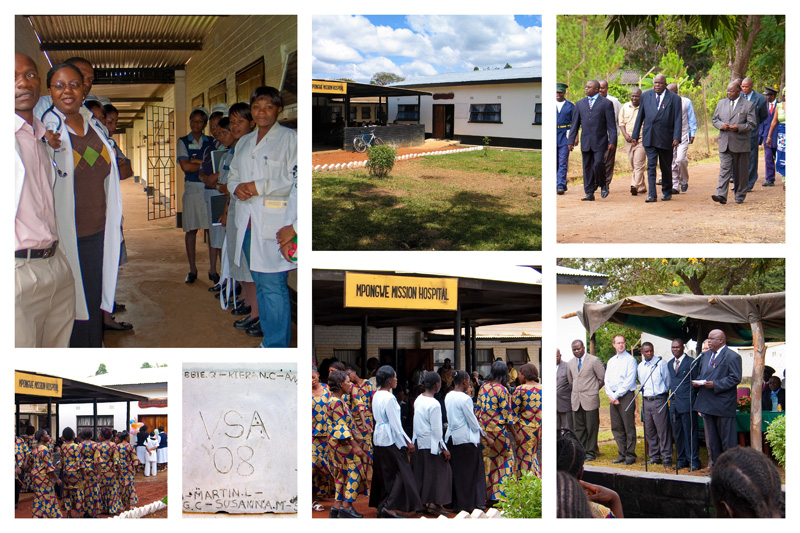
left=227, top=124, right=297, bottom=273
left=48, top=105, right=122, bottom=319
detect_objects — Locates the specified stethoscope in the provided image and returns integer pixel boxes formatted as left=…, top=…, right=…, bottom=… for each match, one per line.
left=40, top=103, right=112, bottom=182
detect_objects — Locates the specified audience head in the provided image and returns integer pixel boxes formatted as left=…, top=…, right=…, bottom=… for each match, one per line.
left=65, top=56, right=94, bottom=95
left=327, top=369, right=348, bottom=393
left=557, top=471, right=593, bottom=518
left=62, top=427, right=75, bottom=441
left=376, top=365, right=397, bottom=388
left=710, top=446, right=783, bottom=518
left=519, top=363, right=539, bottom=383
left=488, top=359, right=509, bottom=387
left=423, top=370, right=441, bottom=392
left=557, top=428, right=586, bottom=478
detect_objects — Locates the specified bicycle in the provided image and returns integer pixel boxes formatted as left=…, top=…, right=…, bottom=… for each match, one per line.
left=353, top=129, right=384, bottom=152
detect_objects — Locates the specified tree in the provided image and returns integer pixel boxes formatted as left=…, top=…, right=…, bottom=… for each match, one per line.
left=370, top=72, right=405, bottom=85
left=504, top=63, right=512, bottom=69
left=95, top=363, right=108, bottom=375
left=141, top=362, right=152, bottom=369
left=473, top=66, right=480, bottom=71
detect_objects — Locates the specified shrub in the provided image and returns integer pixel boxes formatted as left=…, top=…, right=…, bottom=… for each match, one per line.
left=365, top=144, right=397, bottom=178
left=483, top=135, right=491, bottom=157
left=498, top=471, right=542, bottom=518
left=765, top=414, right=785, bottom=467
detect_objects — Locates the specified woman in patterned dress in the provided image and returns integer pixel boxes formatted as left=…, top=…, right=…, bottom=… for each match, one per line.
left=95, top=427, right=122, bottom=515
left=312, top=366, right=335, bottom=504
left=345, top=362, right=374, bottom=495
left=21, top=425, right=36, bottom=492
left=116, top=430, right=139, bottom=510
left=80, top=429, right=101, bottom=517
left=512, top=363, right=542, bottom=477
left=60, top=427, right=84, bottom=517
left=326, top=369, right=366, bottom=518
left=15, top=434, right=29, bottom=508
left=27, top=429, right=62, bottom=518
left=477, top=360, right=518, bottom=504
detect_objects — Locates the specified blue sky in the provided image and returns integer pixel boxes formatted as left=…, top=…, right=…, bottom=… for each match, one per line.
left=312, top=15, right=542, bottom=83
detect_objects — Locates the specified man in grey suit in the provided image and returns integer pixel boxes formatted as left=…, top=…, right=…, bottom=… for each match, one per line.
left=566, top=339, right=606, bottom=461
left=556, top=349, right=573, bottom=430
left=740, top=77, right=769, bottom=189
left=712, top=81, right=758, bottom=204
left=693, top=329, right=742, bottom=468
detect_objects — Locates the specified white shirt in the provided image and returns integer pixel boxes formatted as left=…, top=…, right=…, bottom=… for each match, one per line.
left=444, top=390, right=483, bottom=446
left=372, top=390, right=410, bottom=449
left=605, top=351, right=637, bottom=401
left=227, top=124, right=297, bottom=273
left=412, top=395, right=447, bottom=454
left=638, top=357, right=670, bottom=396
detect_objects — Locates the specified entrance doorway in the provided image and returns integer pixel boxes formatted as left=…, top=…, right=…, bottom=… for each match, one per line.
left=432, top=104, right=454, bottom=140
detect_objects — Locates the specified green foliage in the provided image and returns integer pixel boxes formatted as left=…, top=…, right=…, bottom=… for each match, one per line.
left=765, top=414, right=785, bottom=467
left=498, top=471, right=542, bottom=518
left=504, top=63, right=513, bottom=69
left=141, top=362, right=152, bottom=369
left=162, top=495, right=168, bottom=505
left=370, top=72, right=405, bottom=85
left=593, top=323, right=642, bottom=364
left=482, top=136, right=491, bottom=157
left=96, top=364, right=108, bottom=375
left=365, top=144, right=397, bottom=178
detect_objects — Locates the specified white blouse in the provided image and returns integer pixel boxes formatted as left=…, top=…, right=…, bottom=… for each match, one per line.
left=372, top=390, right=410, bottom=449
left=444, top=391, right=483, bottom=446
left=412, top=395, right=447, bottom=454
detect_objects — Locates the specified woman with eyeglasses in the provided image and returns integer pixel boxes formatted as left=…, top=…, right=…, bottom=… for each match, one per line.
left=45, top=63, right=123, bottom=347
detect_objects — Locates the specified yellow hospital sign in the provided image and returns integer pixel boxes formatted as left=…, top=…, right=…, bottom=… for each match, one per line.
left=344, top=273, right=458, bottom=310
left=312, top=80, right=347, bottom=94
left=15, top=372, right=63, bottom=398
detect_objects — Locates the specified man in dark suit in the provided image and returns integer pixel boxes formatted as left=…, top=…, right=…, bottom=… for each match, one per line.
left=631, top=74, right=682, bottom=202
left=556, top=82, right=574, bottom=195
left=762, top=375, right=786, bottom=411
left=740, top=78, right=769, bottom=190
left=567, top=80, right=617, bottom=201
left=711, top=81, right=757, bottom=204
left=667, top=339, right=701, bottom=471
left=760, top=87, right=779, bottom=187
left=693, top=329, right=742, bottom=468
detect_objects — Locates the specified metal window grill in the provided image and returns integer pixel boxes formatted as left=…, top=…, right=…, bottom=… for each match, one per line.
left=146, top=106, right=176, bottom=220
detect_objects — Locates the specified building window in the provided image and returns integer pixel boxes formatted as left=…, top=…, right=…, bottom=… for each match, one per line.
left=77, top=415, right=114, bottom=439
left=333, top=349, right=360, bottom=365
left=208, top=79, right=227, bottom=108
left=191, top=93, right=204, bottom=110
left=396, top=104, right=419, bottom=121
left=475, top=348, right=495, bottom=378
left=236, top=57, right=265, bottom=103
left=362, top=106, right=371, bottom=119
left=349, top=106, right=357, bottom=121
left=469, top=104, right=501, bottom=123
left=506, top=348, right=529, bottom=364
left=279, top=51, right=297, bottom=109
left=534, top=103, right=542, bottom=125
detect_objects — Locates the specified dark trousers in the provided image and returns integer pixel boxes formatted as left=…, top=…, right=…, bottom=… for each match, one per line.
left=573, top=407, right=599, bottom=459
left=369, top=445, right=422, bottom=513
left=610, top=391, right=637, bottom=460
left=557, top=411, right=573, bottom=431
left=604, top=143, right=617, bottom=186
left=69, top=230, right=104, bottom=347
left=716, top=150, right=750, bottom=202
left=645, top=145, right=673, bottom=197
left=447, top=439, right=485, bottom=513
left=764, top=143, right=777, bottom=183
left=747, top=132, right=760, bottom=188
left=581, top=149, right=606, bottom=195
left=642, top=394, right=672, bottom=461
left=702, top=413, right=737, bottom=464
left=671, top=409, right=701, bottom=468
left=557, top=144, right=569, bottom=189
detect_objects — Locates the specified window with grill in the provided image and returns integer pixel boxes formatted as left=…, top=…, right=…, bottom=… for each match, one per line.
left=396, top=104, right=420, bottom=121
left=469, top=104, right=501, bottom=123
left=534, top=103, right=542, bottom=125
left=77, top=415, right=114, bottom=439
left=236, top=57, right=265, bottom=103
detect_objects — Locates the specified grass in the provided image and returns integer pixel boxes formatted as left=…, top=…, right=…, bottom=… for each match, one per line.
left=313, top=149, right=541, bottom=250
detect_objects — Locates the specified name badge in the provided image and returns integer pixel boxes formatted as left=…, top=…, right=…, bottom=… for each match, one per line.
left=264, top=200, right=287, bottom=209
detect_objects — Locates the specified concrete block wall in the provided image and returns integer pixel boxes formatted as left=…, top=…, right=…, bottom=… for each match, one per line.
left=343, top=125, right=425, bottom=151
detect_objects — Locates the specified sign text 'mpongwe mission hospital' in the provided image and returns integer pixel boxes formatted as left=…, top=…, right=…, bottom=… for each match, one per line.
left=344, top=273, right=458, bottom=310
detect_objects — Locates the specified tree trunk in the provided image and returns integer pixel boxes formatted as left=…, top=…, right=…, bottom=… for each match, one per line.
left=750, top=320, right=765, bottom=452
left=730, top=15, right=763, bottom=81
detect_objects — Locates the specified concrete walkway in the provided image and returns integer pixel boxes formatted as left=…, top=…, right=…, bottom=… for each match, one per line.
left=103, top=178, right=296, bottom=348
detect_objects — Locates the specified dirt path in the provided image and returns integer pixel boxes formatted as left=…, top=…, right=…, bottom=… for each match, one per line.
left=557, top=159, right=785, bottom=243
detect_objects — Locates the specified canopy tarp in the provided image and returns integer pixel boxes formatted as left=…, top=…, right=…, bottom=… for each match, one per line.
left=577, top=292, right=785, bottom=345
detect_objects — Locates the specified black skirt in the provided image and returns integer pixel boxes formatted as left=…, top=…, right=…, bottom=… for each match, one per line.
left=448, top=438, right=486, bottom=513
left=411, top=447, right=453, bottom=506
left=369, top=444, right=423, bottom=513
left=69, top=230, right=104, bottom=348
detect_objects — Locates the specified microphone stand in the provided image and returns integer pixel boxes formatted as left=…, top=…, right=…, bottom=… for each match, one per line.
left=626, top=357, right=661, bottom=472
left=660, top=352, right=705, bottom=474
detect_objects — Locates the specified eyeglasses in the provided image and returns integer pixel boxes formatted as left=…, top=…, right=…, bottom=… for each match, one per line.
left=51, top=81, right=83, bottom=91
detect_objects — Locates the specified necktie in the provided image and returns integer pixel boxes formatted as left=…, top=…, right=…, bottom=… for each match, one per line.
left=578, top=358, right=582, bottom=371
left=709, top=351, right=717, bottom=367
left=675, top=358, right=679, bottom=373
left=770, top=102, right=774, bottom=114
left=656, top=93, right=661, bottom=109
left=731, top=100, right=735, bottom=112
left=589, top=97, right=594, bottom=110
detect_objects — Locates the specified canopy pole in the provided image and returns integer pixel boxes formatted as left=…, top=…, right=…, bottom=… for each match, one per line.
left=750, top=320, right=766, bottom=452
left=465, top=318, right=472, bottom=373
left=454, top=304, right=462, bottom=370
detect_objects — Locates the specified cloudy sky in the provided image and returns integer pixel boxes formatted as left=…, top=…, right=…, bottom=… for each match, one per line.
left=312, top=15, right=542, bottom=83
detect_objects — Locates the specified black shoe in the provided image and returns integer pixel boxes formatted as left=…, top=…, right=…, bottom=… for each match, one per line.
left=630, top=186, right=638, bottom=195
left=584, top=455, right=597, bottom=462
left=711, top=195, right=727, bottom=204
left=601, top=187, right=609, bottom=198
left=209, top=283, right=222, bottom=292
left=747, top=187, right=753, bottom=192
left=612, top=457, right=625, bottom=464
left=557, top=188, right=566, bottom=195
left=624, top=458, right=636, bottom=465
left=113, top=302, right=126, bottom=313
left=246, top=321, right=263, bottom=337
left=581, top=193, right=595, bottom=201
left=338, top=507, right=362, bottom=518
left=232, top=304, right=251, bottom=316
left=662, top=193, right=672, bottom=201
left=763, top=181, right=775, bottom=187
left=378, top=508, right=404, bottom=518
left=234, top=315, right=258, bottom=330
left=689, top=464, right=702, bottom=472
left=681, top=184, right=688, bottom=192
left=676, top=462, right=690, bottom=469
left=185, top=271, right=197, bottom=284
left=645, top=196, right=657, bottom=203
left=656, top=179, right=662, bottom=185
left=647, top=458, right=662, bottom=465
left=671, top=188, right=680, bottom=195
left=663, top=460, right=673, bottom=467
left=329, top=508, right=339, bottom=518
left=736, top=199, right=744, bottom=204
left=209, top=272, right=220, bottom=284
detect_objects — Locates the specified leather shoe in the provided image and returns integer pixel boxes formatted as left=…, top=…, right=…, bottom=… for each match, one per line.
left=630, top=186, right=638, bottom=196
left=663, top=460, right=673, bottom=468
left=246, top=321, right=263, bottom=337
left=762, top=181, right=775, bottom=187
left=662, top=193, right=672, bottom=201
left=681, top=184, right=688, bottom=192
left=747, top=187, right=753, bottom=192
left=612, top=457, right=625, bottom=464
left=624, top=458, right=636, bottom=465
left=378, top=508, right=404, bottom=518
left=557, top=188, right=566, bottom=195
left=645, top=196, right=657, bottom=203
left=647, top=458, right=662, bottom=465
left=735, top=199, right=744, bottom=204
left=656, top=179, right=662, bottom=185
left=185, top=271, right=197, bottom=284
left=711, top=195, right=727, bottom=205
left=601, top=187, right=609, bottom=198
left=676, top=462, right=689, bottom=469
left=338, top=507, right=363, bottom=518
left=671, top=188, right=680, bottom=195
left=232, top=304, right=251, bottom=316
left=234, top=315, right=258, bottom=330
left=581, top=193, right=595, bottom=201
left=329, top=508, right=339, bottom=518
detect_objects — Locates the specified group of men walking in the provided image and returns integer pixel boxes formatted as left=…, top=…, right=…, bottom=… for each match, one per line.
left=556, top=331, right=743, bottom=472
left=556, top=75, right=776, bottom=205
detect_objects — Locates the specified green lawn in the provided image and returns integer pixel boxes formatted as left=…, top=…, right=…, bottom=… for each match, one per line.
left=312, top=150, right=541, bottom=250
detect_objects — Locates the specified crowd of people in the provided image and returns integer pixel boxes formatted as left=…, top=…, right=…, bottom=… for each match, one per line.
left=14, top=424, right=167, bottom=518
left=15, top=51, right=297, bottom=348
left=312, top=358, right=541, bottom=518
left=556, top=76, right=786, bottom=203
